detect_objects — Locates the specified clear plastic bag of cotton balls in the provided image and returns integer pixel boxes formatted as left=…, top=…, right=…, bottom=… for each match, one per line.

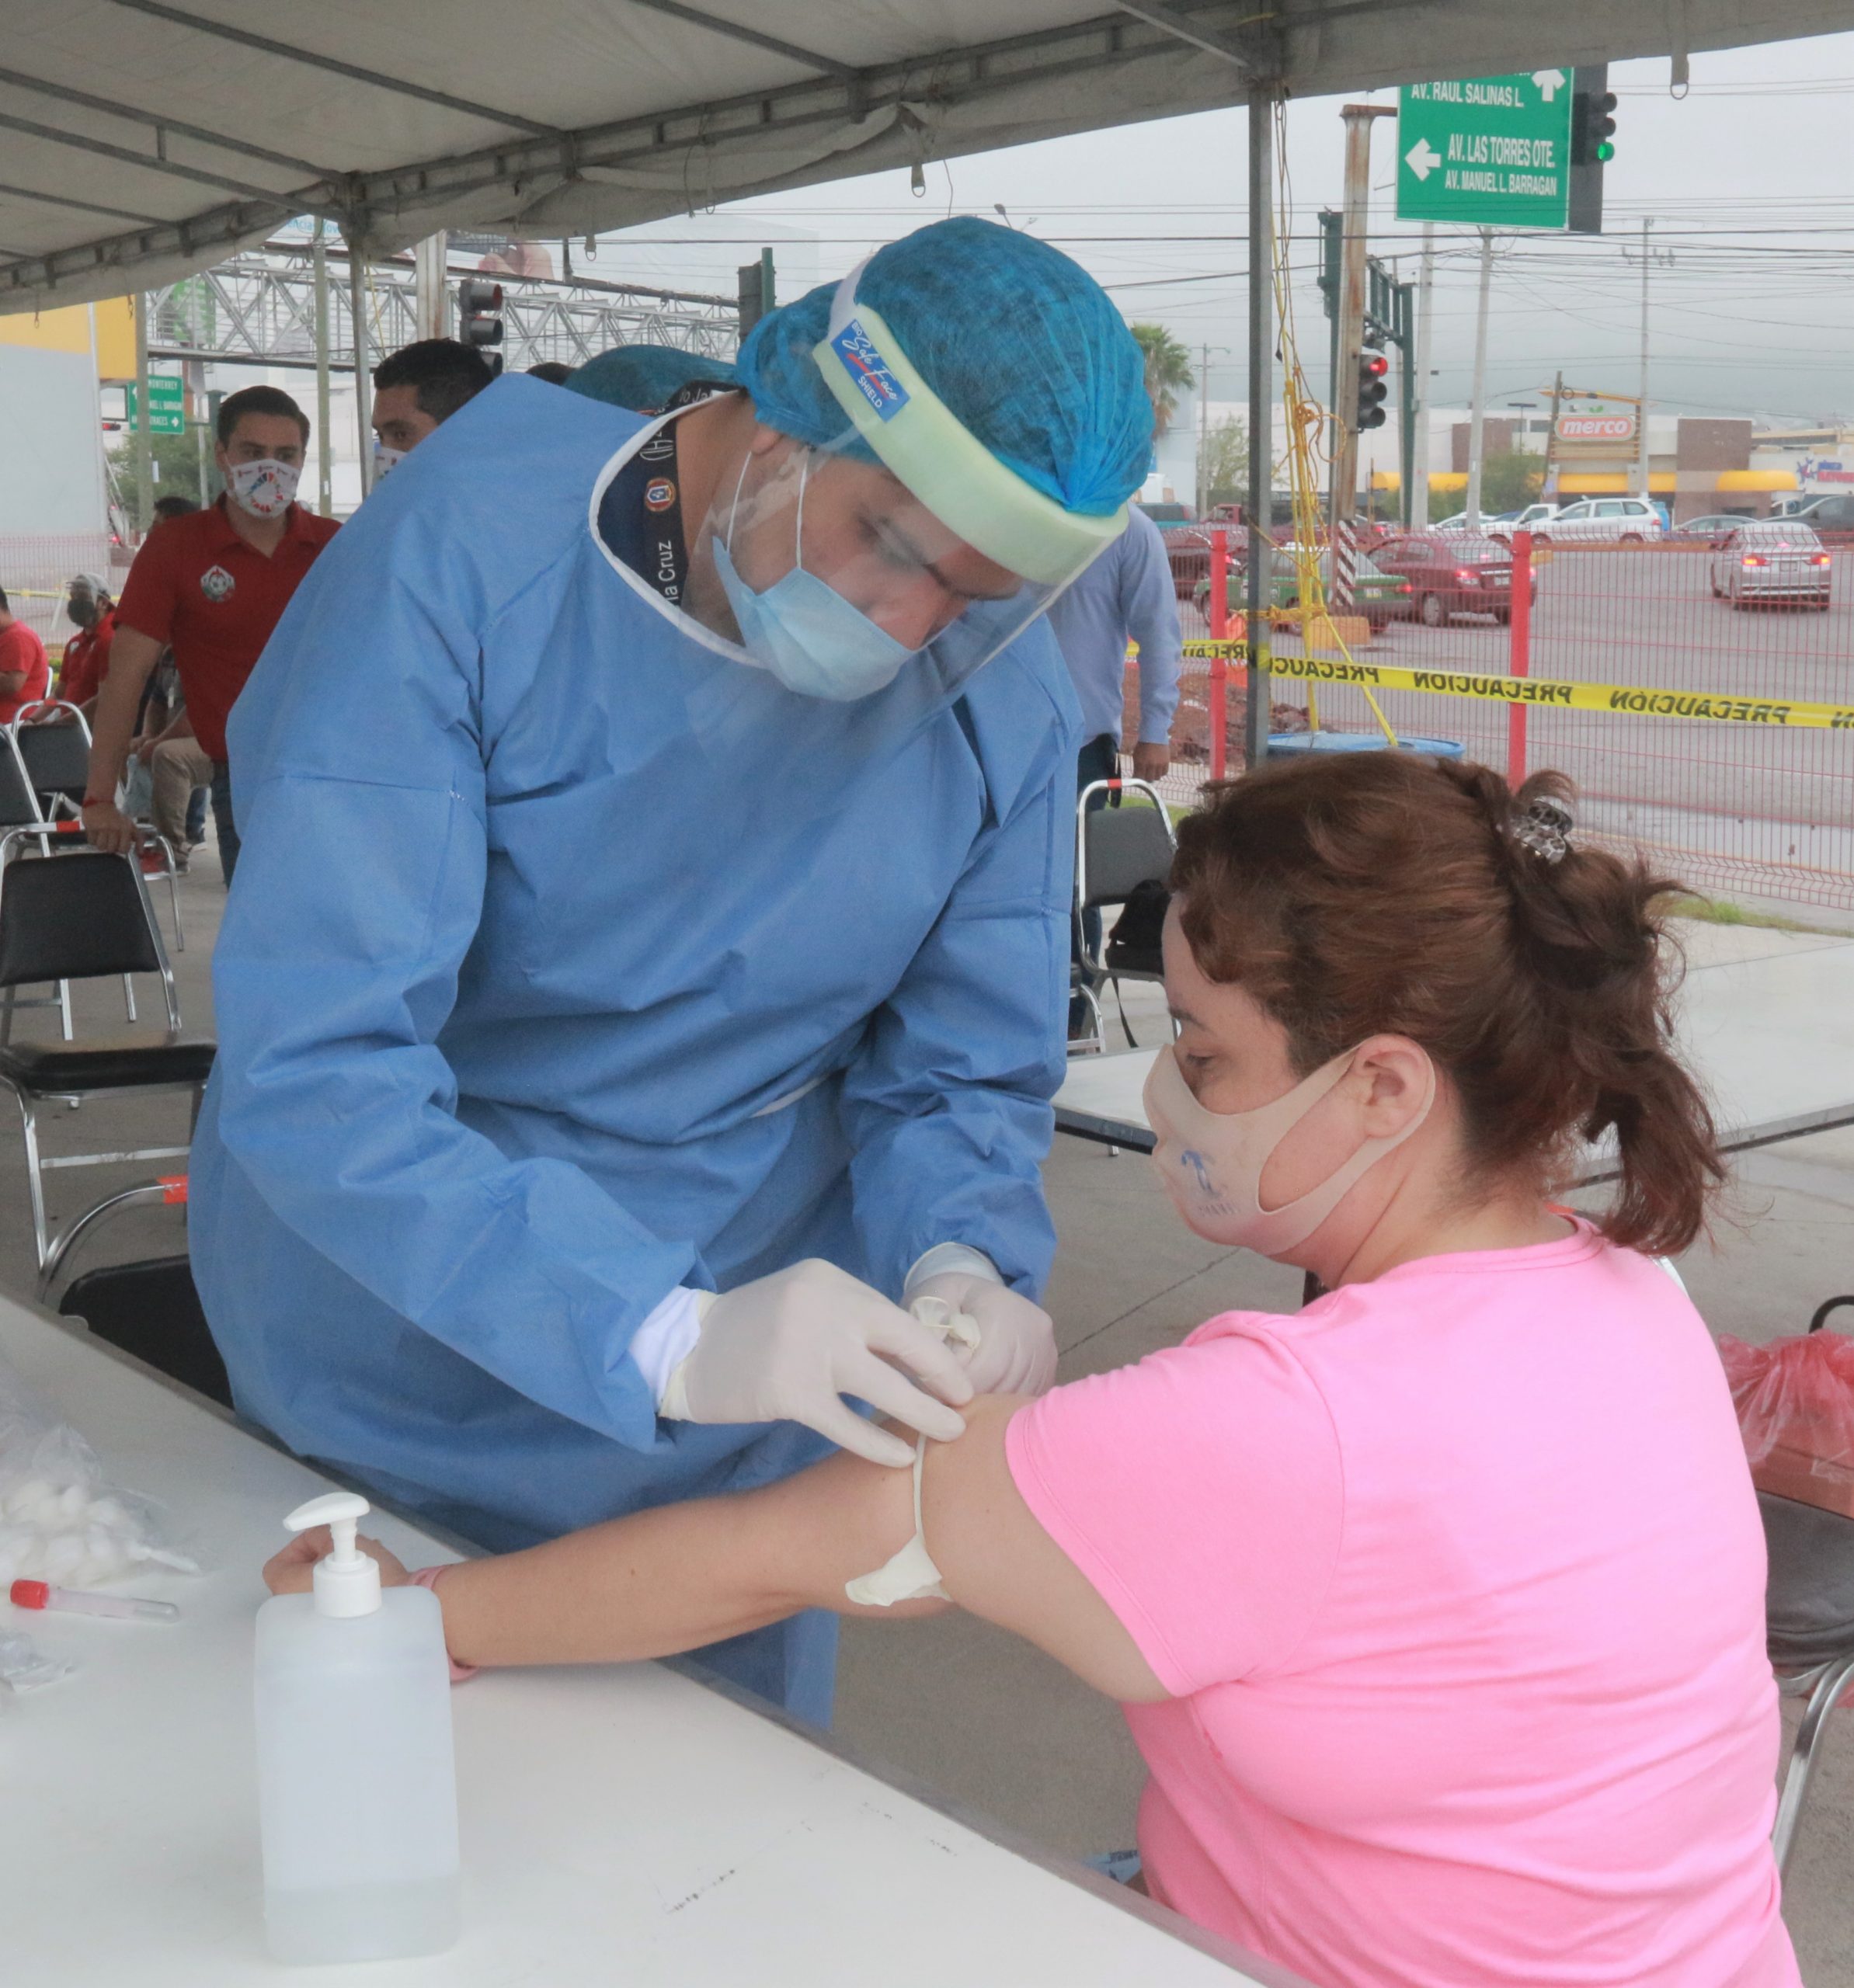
left=0, top=1357, right=198, bottom=1590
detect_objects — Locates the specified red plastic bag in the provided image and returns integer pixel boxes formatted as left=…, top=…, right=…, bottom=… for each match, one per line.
left=1719, top=1331, right=1854, bottom=1517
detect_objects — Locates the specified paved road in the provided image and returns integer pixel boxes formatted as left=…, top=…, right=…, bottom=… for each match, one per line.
left=1155, top=547, right=1854, bottom=910
left=1264, top=547, right=1854, bottom=832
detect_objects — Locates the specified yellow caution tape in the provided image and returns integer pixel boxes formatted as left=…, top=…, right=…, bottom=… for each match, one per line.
left=1179, top=642, right=1854, bottom=732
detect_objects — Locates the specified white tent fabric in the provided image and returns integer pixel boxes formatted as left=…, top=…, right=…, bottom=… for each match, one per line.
left=4, top=0, right=1851, bottom=311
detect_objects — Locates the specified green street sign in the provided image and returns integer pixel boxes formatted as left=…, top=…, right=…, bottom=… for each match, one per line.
left=1397, top=71, right=1574, bottom=230
left=127, top=374, right=186, bottom=433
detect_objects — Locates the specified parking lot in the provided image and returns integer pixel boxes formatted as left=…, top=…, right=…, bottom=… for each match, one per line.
left=1226, top=544, right=1854, bottom=909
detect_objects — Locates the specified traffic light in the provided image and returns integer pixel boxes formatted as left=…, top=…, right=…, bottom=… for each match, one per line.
left=1571, top=85, right=1618, bottom=165
left=457, top=277, right=505, bottom=375
left=1355, top=349, right=1389, bottom=430
left=1567, top=62, right=1613, bottom=235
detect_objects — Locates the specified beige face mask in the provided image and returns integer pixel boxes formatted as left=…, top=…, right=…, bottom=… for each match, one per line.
left=1143, top=1042, right=1435, bottom=1256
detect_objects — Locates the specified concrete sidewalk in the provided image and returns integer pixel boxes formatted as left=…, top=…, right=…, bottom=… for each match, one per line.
left=8, top=870, right=1854, bottom=1982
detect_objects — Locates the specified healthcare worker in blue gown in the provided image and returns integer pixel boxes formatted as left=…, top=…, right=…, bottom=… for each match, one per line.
left=190, top=218, right=1153, bottom=1724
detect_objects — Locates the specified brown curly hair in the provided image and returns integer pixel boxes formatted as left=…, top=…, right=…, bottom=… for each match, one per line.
left=1169, top=753, right=1725, bottom=1257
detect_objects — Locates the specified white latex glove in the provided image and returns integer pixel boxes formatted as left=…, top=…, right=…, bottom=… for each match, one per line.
left=659, top=1259, right=974, bottom=1468
left=908, top=1271, right=1059, bottom=1397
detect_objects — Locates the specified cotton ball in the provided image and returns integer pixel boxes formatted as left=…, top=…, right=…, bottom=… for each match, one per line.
left=57, top=1485, right=88, bottom=1519
left=87, top=1497, right=127, bottom=1531
left=42, top=1534, right=85, bottom=1581
left=5, top=1478, right=55, bottom=1521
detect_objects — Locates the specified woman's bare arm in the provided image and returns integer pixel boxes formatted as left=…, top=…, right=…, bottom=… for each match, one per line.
left=267, top=1399, right=1167, bottom=1703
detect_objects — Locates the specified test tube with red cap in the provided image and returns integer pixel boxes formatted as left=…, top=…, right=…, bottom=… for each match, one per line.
left=10, top=1579, right=178, bottom=1622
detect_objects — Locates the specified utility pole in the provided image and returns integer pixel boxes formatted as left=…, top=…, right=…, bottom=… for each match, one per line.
left=1244, top=86, right=1275, bottom=770
left=1198, top=342, right=1211, bottom=517
left=1330, top=103, right=1395, bottom=544
left=132, top=290, right=154, bottom=538
left=1542, top=370, right=1566, bottom=501
left=1465, top=228, right=1494, bottom=530
left=1411, top=223, right=1435, bottom=527
left=311, top=218, right=333, bottom=516
left=1636, top=217, right=1651, bottom=499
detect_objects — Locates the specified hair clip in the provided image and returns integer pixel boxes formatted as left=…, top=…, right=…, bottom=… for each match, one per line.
left=1509, top=794, right=1574, bottom=864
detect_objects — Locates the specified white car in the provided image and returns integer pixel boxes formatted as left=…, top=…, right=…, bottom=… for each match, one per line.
left=1709, top=523, right=1831, bottom=610
left=1489, top=502, right=1564, bottom=541
left=1534, top=496, right=1664, bottom=545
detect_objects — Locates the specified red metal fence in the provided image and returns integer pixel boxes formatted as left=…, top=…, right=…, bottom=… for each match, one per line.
left=1129, top=526, right=1854, bottom=919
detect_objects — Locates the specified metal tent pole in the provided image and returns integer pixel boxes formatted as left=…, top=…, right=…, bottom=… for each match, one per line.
left=132, top=291, right=154, bottom=537
left=1243, top=86, right=1275, bottom=771
left=349, top=232, right=373, bottom=499
left=311, top=219, right=333, bottom=516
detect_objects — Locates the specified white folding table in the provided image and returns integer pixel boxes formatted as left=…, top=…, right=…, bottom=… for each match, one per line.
left=1057, top=940, right=1854, bottom=1166
left=0, top=1298, right=1307, bottom=1988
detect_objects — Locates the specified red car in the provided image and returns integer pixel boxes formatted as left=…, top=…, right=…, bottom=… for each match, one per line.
left=1161, top=525, right=1212, bottom=602
left=1369, top=530, right=1536, bottom=627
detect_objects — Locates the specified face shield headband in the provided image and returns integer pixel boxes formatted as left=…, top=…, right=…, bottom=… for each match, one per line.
left=809, top=261, right=1129, bottom=589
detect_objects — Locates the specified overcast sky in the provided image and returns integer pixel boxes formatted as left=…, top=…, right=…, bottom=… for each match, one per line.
left=607, top=28, right=1854, bottom=430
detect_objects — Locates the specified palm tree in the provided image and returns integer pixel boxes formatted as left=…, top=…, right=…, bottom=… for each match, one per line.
left=1130, top=324, right=1196, bottom=437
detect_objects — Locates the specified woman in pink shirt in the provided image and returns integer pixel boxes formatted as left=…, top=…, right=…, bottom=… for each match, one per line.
left=270, top=753, right=1796, bottom=1988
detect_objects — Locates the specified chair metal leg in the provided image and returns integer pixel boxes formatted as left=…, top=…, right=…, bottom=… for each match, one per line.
left=168, top=867, right=184, bottom=952
left=1, top=983, right=13, bottom=1047
left=35, top=1180, right=175, bottom=1304
left=15, top=1097, right=49, bottom=1269
left=57, top=978, right=72, bottom=1042
left=1773, top=1652, right=1854, bottom=1875
left=123, top=974, right=137, bottom=1024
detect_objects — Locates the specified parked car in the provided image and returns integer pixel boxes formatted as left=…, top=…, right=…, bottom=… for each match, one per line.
left=1197, top=545, right=1411, bottom=632
left=1709, top=523, right=1831, bottom=610
left=1665, top=513, right=1753, bottom=548
left=1160, top=525, right=1212, bottom=600
left=1532, top=495, right=1664, bottom=544
left=1370, top=531, right=1536, bottom=626
left=1783, top=494, right=1854, bottom=545
left=1487, top=501, right=1564, bottom=541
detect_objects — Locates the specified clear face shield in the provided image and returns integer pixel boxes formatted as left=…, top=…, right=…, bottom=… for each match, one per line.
left=694, top=265, right=1129, bottom=703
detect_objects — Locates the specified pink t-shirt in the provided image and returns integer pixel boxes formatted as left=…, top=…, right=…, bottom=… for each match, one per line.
left=1007, top=1222, right=1798, bottom=1988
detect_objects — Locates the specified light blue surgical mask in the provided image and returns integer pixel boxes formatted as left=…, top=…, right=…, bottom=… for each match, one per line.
left=711, top=454, right=920, bottom=702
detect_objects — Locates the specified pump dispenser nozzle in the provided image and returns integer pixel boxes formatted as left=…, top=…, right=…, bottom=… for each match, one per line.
left=283, top=1491, right=381, bottom=1618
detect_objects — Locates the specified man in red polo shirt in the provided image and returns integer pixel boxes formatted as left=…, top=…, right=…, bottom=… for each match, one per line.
left=50, top=573, right=116, bottom=712
left=83, top=384, right=339, bottom=883
left=0, top=586, right=50, bottom=723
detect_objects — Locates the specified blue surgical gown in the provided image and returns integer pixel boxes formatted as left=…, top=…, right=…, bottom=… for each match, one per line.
left=190, top=377, right=1080, bottom=1722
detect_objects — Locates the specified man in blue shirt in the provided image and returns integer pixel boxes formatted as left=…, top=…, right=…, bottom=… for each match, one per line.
left=1045, top=504, right=1182, bottom=1031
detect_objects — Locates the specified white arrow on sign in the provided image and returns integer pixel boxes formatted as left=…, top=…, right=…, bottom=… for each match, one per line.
left=1532, top=68, right=1566, bottom=101
left=1404, top=137, right=1442, bottom=181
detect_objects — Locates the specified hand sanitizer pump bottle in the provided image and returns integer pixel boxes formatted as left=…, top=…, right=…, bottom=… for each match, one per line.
left=254, top=1492, right=461, bottom=1963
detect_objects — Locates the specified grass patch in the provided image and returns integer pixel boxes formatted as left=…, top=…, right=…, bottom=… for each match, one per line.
left=1665, top=892, right=1831, bottom=934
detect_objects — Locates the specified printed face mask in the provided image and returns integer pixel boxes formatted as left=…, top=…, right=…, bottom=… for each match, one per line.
left=226, top=457, right=301, bottom=519
left=372, top=442, right=406, bottom=479
left=1143, top=1041, right=1434, bottom=1256
left=711, top=453, right=920, bottom=702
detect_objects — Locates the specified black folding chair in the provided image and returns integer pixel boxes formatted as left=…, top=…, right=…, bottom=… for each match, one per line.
left=0, top=828, right=214, bottom=1265
left=11, top=703, right=91, bottom=818
left=1074, top=776, right=1177, bottom=1048
left=13, top=703, right=184, bottom=952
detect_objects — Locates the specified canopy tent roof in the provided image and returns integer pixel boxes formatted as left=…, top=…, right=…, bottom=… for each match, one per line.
left=5, top=0, right=1851, bottom=312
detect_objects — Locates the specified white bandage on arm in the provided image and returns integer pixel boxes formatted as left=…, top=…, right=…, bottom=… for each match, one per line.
left=841, top=1291, right=979, bottom=1606
left=903, top=1242, right=1004, bottom=1303
left=844, top=1434, right=948, bottom=1607
left=636, top=1288, right=715, bottom=1413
